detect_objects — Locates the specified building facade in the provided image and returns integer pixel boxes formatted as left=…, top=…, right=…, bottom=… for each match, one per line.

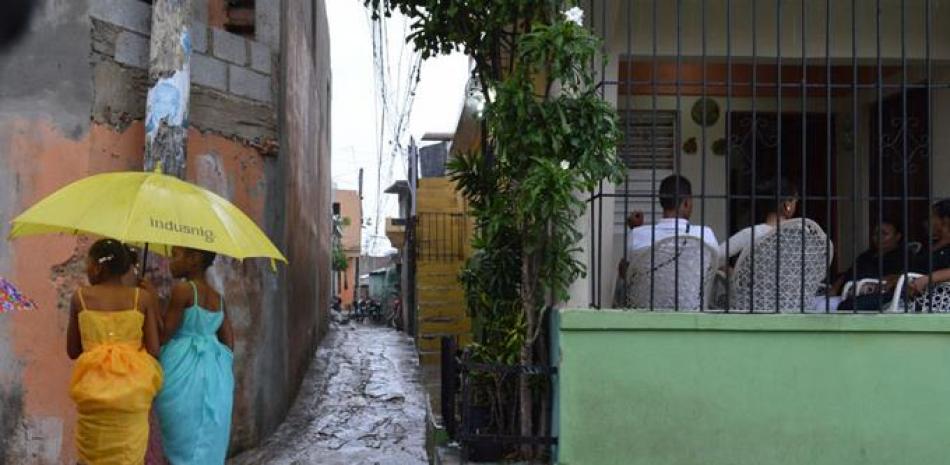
left=332, top=189, right=362, bottom=308
left=575, top=0, right=950, bottom=309
left=0, top=1, right=331, bottom=462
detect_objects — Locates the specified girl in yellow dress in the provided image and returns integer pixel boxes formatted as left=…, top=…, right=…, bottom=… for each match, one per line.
left=66, top=239, right=164, bottom=465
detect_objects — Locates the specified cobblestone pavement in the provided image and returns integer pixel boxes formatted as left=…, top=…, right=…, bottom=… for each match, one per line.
left=230, top=315, right=428, bottom=465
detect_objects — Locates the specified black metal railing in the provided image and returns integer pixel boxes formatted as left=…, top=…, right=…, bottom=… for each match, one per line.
left=584, top=0, right=949, bottom=315
left=441, top=337, right=558, bottom=462
left=416, top=212, right=469, bottom=262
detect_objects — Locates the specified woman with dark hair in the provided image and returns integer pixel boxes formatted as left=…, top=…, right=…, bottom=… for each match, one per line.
left=154, top=247, right=234, bottom=464
left=839, top=200, right=950, bottom=310
left=719, top=177, right=800, bottom=267
left=830, top=218, right=907, bottom=296
left=906, top=199, right=950, bottom=296
left=66, top=238, right=163, bottom=464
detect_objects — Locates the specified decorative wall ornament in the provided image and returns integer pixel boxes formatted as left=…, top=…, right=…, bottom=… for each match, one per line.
left=712, top=138, right=727, bottom=156
left=682, top=137, right=698, bottom=154
left=691, top=98, right=720, bottom=127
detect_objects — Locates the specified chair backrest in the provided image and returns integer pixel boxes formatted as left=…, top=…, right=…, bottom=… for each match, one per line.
left=910, top=283, right=950, bottom=313
left=624, top=235, right=717, bottom=311
left=729, top=218, right=834, bottom=312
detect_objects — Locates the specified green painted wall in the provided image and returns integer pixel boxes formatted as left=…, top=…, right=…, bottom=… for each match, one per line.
left=555, top=310, right=950, bottom=465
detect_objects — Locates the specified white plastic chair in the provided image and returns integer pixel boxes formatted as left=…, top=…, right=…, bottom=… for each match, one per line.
left=729, top=218, right=834, bottom=313
left=623, top=235, right=718, bottom=311
left=887, top=273, right=950, bottom=313
left=840, top=279, right=884, bottom=299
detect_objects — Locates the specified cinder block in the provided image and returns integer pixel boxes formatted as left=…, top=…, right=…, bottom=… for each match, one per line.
left=249, top=40, right=272, bottom=75
left=229, top=65, right=271, bottom=103
left=90, top=0, right=151, bottom=35
left=114, top=31, right=149, bottom=69
left=212, top=28, right=248, bottom=65
left=192, top=53, right=228, bottom=92
left=255, top=2, right=281, bottom=49
left=191, top=0, right=210, bottom=24
left=190, top=23, right=209, bottom=54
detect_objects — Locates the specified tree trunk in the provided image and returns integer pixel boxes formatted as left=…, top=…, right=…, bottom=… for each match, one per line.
left=519, top=246, right=538, bottom=459
left=518, top=332, right=534, bottom=459
left=145, top=0, right=193, bottom=178
left=537, top=323, right=550, bottom=460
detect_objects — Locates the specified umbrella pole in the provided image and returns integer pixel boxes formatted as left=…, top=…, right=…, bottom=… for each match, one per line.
left=141, top=243, right=150, bottom=279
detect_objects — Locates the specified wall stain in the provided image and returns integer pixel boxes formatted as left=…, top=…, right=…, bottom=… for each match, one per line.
left=0, top=383, right=24, bottom=464
left=49, top=239, right=90, bottom=316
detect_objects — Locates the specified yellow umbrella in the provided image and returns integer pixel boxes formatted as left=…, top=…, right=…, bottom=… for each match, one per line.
left=9, top=168, right=287, bottom=265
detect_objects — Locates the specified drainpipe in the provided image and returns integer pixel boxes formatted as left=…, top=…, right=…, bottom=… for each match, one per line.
left=145, top=0, right=193, bottom=178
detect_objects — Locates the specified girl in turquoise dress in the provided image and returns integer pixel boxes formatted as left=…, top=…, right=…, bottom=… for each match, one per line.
left=154, top=247, right=234, bottom=464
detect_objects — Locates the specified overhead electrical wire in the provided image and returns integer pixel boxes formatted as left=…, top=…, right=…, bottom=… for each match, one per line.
left=364, top=4, right=423, bottom=256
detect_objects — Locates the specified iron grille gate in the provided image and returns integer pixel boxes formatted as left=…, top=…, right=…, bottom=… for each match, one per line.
left=415, top=212, right=469, bottom=262
left=585, top=0, right=950, bottom=314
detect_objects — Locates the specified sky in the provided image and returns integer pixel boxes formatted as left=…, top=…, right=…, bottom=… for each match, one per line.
left=327, top=1, right=471, bottom=256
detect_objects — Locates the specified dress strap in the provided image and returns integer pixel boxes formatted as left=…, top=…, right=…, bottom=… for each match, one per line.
left=188, top=281, right=199, bottom=307
left=77, top=289, right=87, bottom=311
left=133, top=288, right=140, bottom=310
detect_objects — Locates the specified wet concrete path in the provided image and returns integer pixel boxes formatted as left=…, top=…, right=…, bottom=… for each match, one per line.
left=229, top=315, right=429, bottom=465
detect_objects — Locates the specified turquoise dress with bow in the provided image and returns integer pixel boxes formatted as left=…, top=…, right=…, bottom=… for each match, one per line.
left=156, top=282, right=234, bottom=465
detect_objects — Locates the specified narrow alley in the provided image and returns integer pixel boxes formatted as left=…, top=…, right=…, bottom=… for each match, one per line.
left=229, top=314, right=429, bottom=465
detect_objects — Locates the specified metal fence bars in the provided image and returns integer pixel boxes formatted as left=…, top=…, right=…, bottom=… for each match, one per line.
left=440, top=337, right=558, bottom=462
left=415, top=212, right=469, bottom=262
left=583, top=0, right=949, bottom=314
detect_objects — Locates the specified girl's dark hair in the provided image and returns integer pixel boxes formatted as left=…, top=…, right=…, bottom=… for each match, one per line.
left=89, top=239, right=132, bottom=277
left=877, top=218, right=903, bottom=236
left=753, top=177, right=799, bottom=223
left=188, top=248, right=217, bottom=270
left=125, top=245, right=139, bottom=266
left=933, top=199, right=950, bottom=220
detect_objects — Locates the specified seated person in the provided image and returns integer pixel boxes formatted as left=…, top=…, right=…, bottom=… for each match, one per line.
left=719, top=177, right=798, bottom=269
left=906, top=199, right=950, bottom=299
left=627, top=175, right=720, bottom=257
left=615, top=176, right=719, bottom=308
left=840, top=199, right=950, bottom=310
left=829, top=219, right=907, bottom=296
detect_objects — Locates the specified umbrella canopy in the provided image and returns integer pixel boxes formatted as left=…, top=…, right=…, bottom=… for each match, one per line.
left=9, top=169, right=287, bottom=263
left=0, top=276, right=36, bottom=313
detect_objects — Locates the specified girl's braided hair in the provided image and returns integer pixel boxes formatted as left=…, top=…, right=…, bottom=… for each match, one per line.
left=89, top=239, right=131, bottom=277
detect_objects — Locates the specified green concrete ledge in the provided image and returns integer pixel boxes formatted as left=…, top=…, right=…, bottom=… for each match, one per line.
left=558, top=308, right=950, bottom=333
left=555, top=308, right=950, bottom=465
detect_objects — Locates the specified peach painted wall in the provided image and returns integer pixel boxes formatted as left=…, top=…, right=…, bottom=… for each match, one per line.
left=0, top=117, right=274, bottom=464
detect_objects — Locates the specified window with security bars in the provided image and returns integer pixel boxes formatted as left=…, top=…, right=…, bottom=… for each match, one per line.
left=614, top=110, right=676, bottom=233
left=585, top=0, right=949, bottom=314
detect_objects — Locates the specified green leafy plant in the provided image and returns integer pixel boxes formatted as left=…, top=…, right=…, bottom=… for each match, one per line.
left=332, top=214, right=349, bottom=272
left=365, top=1, right=623, bottom=456
left=332, top=242, right=348, bottom=272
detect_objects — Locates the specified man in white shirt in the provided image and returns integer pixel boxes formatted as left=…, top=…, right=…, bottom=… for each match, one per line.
left=627, top=175, right=720, bottom=256
left=613, top=175, right=721, bottom=308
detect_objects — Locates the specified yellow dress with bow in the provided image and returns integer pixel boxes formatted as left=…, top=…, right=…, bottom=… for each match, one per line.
left=69, top=289, right=163, bottom=465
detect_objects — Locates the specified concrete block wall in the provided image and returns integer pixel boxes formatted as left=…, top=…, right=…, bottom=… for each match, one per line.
left=90, top=2, right=276, bottom=105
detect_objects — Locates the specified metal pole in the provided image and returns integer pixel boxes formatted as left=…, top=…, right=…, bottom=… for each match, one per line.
left=145, top=0, right=193, bottom=178
left=142, top=0, right=192, bottom=276
left=356, top=168, right=364, bottom=294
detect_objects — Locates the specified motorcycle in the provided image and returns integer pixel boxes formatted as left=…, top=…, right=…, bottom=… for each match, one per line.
left=352, top=298, right=382, bottom=324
